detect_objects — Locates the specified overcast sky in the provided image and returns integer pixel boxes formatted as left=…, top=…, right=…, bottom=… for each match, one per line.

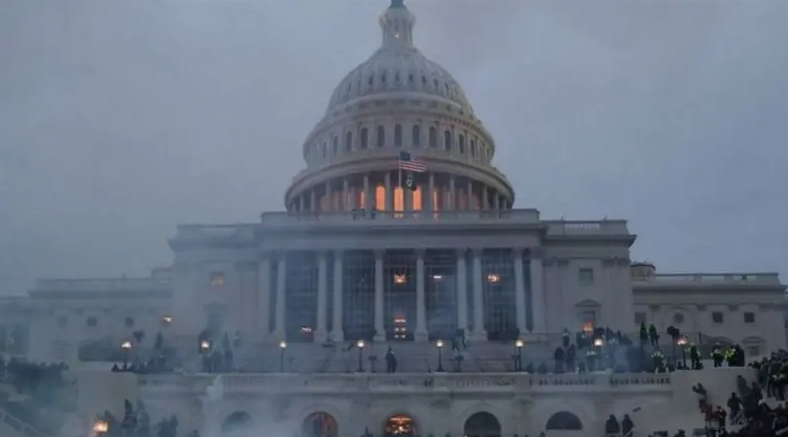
left=0, top=0, right=786, bottom=294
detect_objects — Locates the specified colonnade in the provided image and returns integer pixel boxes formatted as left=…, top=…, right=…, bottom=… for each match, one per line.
left=256, top=248, right=545, bottom=343
left=288, top=171, right=512, bottom=213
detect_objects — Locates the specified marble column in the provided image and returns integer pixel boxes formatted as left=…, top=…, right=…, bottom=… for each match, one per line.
left=471, top=249, right=486, bottom=340
left=415, top=249, right=428, bottom=340
left=315, top=252, right=328, bottom=343
left=456, top=249, right=468, bottom=332
left=529, top=248, right=546, bottom=337
left=331, top=251, right=344, bottom=342
left=513, top=248, right=527, bottom=335
left=274, top=255, right=287, bottom=339
left=384, top=172, right=393, bottom=213
left=374, top=250, right=385, bottom=341
left=257, top=254, right=271, bottom=338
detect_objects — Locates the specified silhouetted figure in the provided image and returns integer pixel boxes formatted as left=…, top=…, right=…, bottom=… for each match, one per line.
left=727, top=392, right=742, bottom=422
left=648, top=324, right=659, bottom=347
left=385, top=347, right=397, bottom=373
left=712, top=343, right=724, bottom=368
left=605, top=414, right=620, bottom=435
left=621, top=414, right=634, bottom=437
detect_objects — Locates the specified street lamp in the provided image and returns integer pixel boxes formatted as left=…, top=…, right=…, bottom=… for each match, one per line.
left=92, top=419, right=108, bottom=437
left=357, top=340, right=365, bottom=372
left=279, top=341, right=287, bottom=372
left=515, top=339, right=524, bottom=371
left=436, top=340, right=445, bottom=372
left=120, top=340, right=132, bottom=368
left=677, top=336, right=688, bottom=368
left=200, top=340, right=211, bottom=373
left=593, top=338, right=603, bottom=348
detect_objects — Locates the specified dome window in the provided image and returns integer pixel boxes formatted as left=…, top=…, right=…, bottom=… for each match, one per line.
left=428, top=127, right=437, bottom=148
left=421, top=75, right=427, bottom=85
left=458, top=134, right=466, bottom=154
left=444, top=82, right=450, bottom=95
left=377, top=126, right=385, bottom=148
left=394, top=124, right=403, bottom=147
left=471, top=139, right=477, bottom=156
left=443, top=130, right=451, bottom=151
left=412, top=125, right=421, bottom=147
left=360, top=128, right=369, bottom=150
left=381, top=72, right=387, bottom=84
left=408, top=73, right=414, bottom=83
left=433, top=78, right=439, bottom=90
left=368, top=75, right=374, bottom=87
left=394, top=72, right=400, bottom=82
left=321, top=142, right=327, bottom=158
left=332, top=136, right=339, bottom=155
left=345, top=132, right=353, bottom=152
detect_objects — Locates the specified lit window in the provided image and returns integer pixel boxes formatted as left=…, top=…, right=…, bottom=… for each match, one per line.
left=210, top=273, right=225, bottom=288
left=432, top=274, right=443, bottom=281
left=393, top=274, right=407, bottom=284
left=487, top=273, right=500, bottom=283
left=301, top=326, right=313, bottom=334
left=581, top=310, right=596, bottom=325
left=161, top=316, right=172, bottom=325
left=582, top=321, right=594, bottom=333
left=578, top=268, right=594, bottom=285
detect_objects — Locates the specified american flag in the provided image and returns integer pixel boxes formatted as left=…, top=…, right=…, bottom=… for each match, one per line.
left=398, top=151, right=427, bottom=173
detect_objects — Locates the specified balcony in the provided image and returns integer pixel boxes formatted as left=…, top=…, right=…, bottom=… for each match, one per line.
left=633, top=272, right=783, bottom=288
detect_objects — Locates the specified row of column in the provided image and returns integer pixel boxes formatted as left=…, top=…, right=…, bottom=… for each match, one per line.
left=290, top=172, right=511, bottom=213
left=256, top=249, right=546, bottom=343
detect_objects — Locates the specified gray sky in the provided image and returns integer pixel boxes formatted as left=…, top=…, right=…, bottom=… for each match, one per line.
left=1, top=0, right=786, bottom=294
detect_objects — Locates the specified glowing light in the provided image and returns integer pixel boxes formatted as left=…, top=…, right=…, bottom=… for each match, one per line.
left=432, top=274, right=443, bottom=280
left=357, top=340, right=365, bottom=349
left=93, top=420, right=109, bottom=434
left=582, top=322, right=594, bottom=333
left=162, top=316, right=172, bottom=324
left=487, top=273, right=500, bottom=283
left=200, top=340, right=210, bottom=352
left=393, top=274, right=407, bottom=284
left=515, top=339, right=524, bottom=348
left=120, top=340, right=132, bottom=350
left=677, top=336, right=688, bottom=346
left=436, top=340, right=443, bottom=348
left=593, top=338, right=604, bottom=347
left=279, top=341, right=287, bottom=349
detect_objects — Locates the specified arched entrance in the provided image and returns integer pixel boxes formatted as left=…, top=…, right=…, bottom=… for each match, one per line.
left=463, top=412, right=502, bottom=437
left=302, top=412, right=339, bottom=437
left=545, top=411, right=583, bottom=431
left=222, top=411, right=252, bottom=435
left=384, top=414, right=416, bottom=437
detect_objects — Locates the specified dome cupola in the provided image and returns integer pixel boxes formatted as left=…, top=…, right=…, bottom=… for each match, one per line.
left=285, top=0, right=515, bottom=214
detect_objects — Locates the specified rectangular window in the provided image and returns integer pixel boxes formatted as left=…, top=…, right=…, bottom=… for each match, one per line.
left=581, top=310, right=597, bottom=324
left=578, top=268, right=594, bottom=285
left=634, top=312, right=646, bottom=325
left=743, top=312, right=755, bottom=324
left=711, top=311, right=724, bottom=323
left=746, top=346, right=760, bottom=357
left=210, top=272, right=225, bottom=288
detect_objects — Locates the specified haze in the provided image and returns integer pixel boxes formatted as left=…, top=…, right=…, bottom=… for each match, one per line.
left=0, top=0, right=786, bottom=295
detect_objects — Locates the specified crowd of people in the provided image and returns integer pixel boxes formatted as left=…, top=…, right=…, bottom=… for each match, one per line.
left=0, top=356, right=74, bottom=435
left=92, top=399, right=186, bottom=437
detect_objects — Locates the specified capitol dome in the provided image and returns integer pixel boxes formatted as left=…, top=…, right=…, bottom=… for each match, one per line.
left=284, top=0, right=515, bottom=213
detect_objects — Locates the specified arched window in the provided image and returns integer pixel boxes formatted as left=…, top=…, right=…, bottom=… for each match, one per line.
left=444, top=130, right=451, bottom=151
left=412, top=125, right=421, bottom=147
left=332, top=136, right=339, bottom=155
left=302, top=412, right=339, bottom=437
left=471, top=139, right=477, bottom=156
left=458, top=134, right=466, bottom=154
left=222, top=412, right=252, bottom=434
left=394, top=124, right=403, bottom=147
left=463, top=412, right=502, bottom=437
left=428, top=127, right=437, bottom=148
left=360, top=128, right=369, bottom=150
left=377, top=126, right=385, bottom=148
left=545, top=412, right=583, bottom=431
left=321, top=142, right=327, bottom=158
left=345, top=132, right=352, bottom=152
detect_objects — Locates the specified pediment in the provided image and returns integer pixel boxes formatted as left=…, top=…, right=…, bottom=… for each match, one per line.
left=574, top=299, right=601, bottom=308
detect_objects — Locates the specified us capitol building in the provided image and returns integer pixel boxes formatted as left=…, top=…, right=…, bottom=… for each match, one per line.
left=0, top=2, right=785, bottom=437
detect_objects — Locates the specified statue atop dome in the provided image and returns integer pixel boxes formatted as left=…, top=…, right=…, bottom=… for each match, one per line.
left=389, top=0, right=406, bottom=9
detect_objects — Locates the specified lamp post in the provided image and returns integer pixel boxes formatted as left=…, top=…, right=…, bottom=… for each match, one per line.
left=120, top=340, right=132, bottom=369
left=436, top=340, right=445, bottom=372
left=279, top=341, right=287, bottom=372
left=357, top=340, right=365, bottom=372
left=677, top=336, right=688, bottom=368
left=200, top=340, right=211, bottom=373
left=515, top=339, right=524, bottom=371
left=92, top=419, right=108, bottom=437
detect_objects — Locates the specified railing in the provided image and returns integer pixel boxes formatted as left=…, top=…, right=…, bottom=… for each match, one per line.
left=33, top=278, right=172, bottom=293
left=174, top=211, right=632, bottom=236
left=633, top=273, right=782, bottom=286
left=0, top=406, right=49, bottom=437
left=138, top=372, right=672, bottom=394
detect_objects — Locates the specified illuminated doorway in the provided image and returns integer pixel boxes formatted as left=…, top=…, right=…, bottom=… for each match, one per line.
left=384, top=414, right=416, bottom=437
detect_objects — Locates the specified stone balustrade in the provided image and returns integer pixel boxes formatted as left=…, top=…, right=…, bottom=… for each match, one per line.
left=33, top=278, right=171, bottom=293
left=138, top=372, right=672, bottom=395
left=634, top=273, right=782, bottom=286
